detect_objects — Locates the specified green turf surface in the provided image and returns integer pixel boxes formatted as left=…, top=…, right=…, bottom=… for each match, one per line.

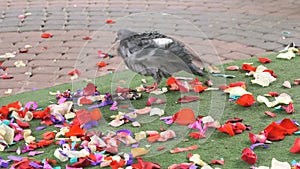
left=0, top=52, right=300, bottom=168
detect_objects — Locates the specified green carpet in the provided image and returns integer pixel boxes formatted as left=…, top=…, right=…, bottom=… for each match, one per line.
left=0, top=52, right=299, bottom=169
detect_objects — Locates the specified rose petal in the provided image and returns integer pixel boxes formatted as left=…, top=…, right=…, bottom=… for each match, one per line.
left=241, top=148, right=257, bottom=164
left=290, top=138, right=300, bottom=154
left=282, top=81, right=291, bottom=88
left=250, top=143, right=269, bottom=150
left=189, top=132, right=205, bottom=139
left=264, top=111, right=276, bottom=118
left=281, top=102, right=295, bottom=114
left=106, top=19, right=115, bottom=24
left=41, top=33, right=52, bottom=38
left=172, top=108, right=196, bottom=125
left=258, top=57, right=272, bottom=63
left=227, top=65, right=239, bottom=71
left=236, top=94, right=255, bottom=107
left=218, top=123, right=235, bottom=136
left=131, top=148, right=149, bottom=157
left=211, top=159, right=225, bottom=165
left=131, top=157, right=161, bottom=169
left=170, top=145, right=198, bottom=154
left=242, top=64, right=256, bottom=72
left=177, top=95, right=200, bottom=103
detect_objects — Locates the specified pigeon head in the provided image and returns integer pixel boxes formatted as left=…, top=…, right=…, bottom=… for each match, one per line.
left=116, top=29, right=137, bottom=41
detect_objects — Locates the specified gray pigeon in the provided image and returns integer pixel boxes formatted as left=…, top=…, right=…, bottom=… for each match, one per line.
left=116, top=29, right=205, bottom=86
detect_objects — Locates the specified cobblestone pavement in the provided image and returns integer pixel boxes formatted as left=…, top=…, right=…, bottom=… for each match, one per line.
left=0, top=0, right=299, bottom=97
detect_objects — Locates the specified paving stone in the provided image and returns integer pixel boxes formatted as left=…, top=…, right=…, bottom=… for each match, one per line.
left=0, top=0, right=299, bottom=97
left=222, top=51, right=252, bottom=60
left=0, top=80, right=24, bottom=89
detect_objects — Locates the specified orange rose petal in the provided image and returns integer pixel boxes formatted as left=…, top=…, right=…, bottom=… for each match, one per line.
left=147, top=134, right=161, bottom=143
left=43, top=131, right=55, bottom=140
left=79, top=97, right=93, bottom=105
left=97, top=61, right=107, bottom=67
left=172, top=108, right=196, bottom=125
left=91, top=108, right=102, bottom=121
left=65, top=125, right=85, bottom=137
left=218, top=123, right=235, bottom=136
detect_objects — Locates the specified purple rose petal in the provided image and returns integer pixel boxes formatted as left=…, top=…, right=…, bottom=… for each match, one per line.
left=250, top=143, right=270, bottom=150
left=28, top=151, right=44, bottom=156
left=116, top=129, right=132, bottom=136
left=30, top=161, right=42, bottom=168
left=54, top=124, right=65, bottom=128
left=131, top=143, right=139, bottom=148
left=0, top=159, right=9, bottom=168
left=58, top=97, right=67, bottom=104
left=35, top=126, right=47, bottom=131
left=25, top=101, right=38, bottom=111
left=50, top=114, right=65, bottom=124
left=7, top=155, right=23, bottom=161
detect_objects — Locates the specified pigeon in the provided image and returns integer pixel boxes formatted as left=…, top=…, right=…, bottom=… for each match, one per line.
left=116, top=29, right=206, bottom=89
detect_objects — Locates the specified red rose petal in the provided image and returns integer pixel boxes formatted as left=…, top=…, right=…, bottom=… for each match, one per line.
left=38, top=139, right=53, bottom=147
left=267, top=92, right=279, bottom=97
left=68, top=69, right=81, bottom=76
left=236, top=94, right=255, bottom=107
left=294, top=79, right=300, bottom=85
left=193, top=85, right=208, bottom=93
left=177, top=95, right=200, bottom=103
left=131, top=157, right=161, bottom=169
left=290, top=138, right=300, bottom=154
left=248, top=132, right=257, bottom=144
left=264, top=122, right=286, bottom=141
left=189, top=132, right=205, bottom=139
left=258, top=57, right=272, bottom=63
left=211, top=159, right=225, bottom=165
left=166, top=77, right=177, bottom=86
left=264, top=111, right=276, bottom=118
left=279, top=118, right=298, bottom=135
left=241, top=148, right=257, bottom=164
left=41, top=33, right=52, bottom=38
left=16, top=119, right=30, bottom=128
left=242, top=64, right=256, bottom=72
left=82, top=36, right=92, bottom=40
left=65, top=125, right=85, bottom=137
left=229, top=81, right=246, bottom=89
left=43, top=131, right=55, bottom=140
left=157, top=146, right=166, bottom=151
left=263, top=69, right=277, bottom=78
left=110, top=159, right=126, bottom=169
left=83, top=83, right=96, bottom=96
left=281, top=102, right=295, bottom=114
left=106, top=19, right=115, bottom=24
